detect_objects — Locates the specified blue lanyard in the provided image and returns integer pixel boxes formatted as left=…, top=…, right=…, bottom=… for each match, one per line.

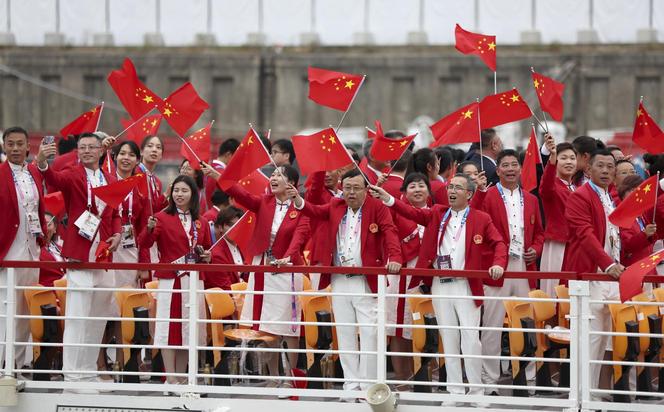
left=10, top=165, right=37, bottom=207
left=637, top=217, right=646, bottom=232
left=438, top=207, right=469, bottom=248
left=496, top=183, right=523, bottom=208
left=587, top=181, right=615, bottom=209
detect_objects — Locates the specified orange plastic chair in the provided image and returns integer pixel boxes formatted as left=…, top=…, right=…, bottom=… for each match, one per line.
left=609, top=303, right=639, bottom=402
left=230, top=281, right=248, bottom=322
left=504, top=299, right=537, bottom=396
left=555, top=285, right=570, bottom=329
left=53, top=278, right=67, bottom=316
left=205, top=288, right=236, bottom=367
left=24, top=286, right=60, bottom=361
left=114, top=287, right=151, bottom=363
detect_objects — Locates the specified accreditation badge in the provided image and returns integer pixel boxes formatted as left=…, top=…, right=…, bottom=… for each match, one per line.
left=74, top=210, right=101, bottom=241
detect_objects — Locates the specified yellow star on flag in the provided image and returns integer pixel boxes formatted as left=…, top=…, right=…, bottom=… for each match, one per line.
left=163, top=108, right=172, bottom=117
left=643, top=184, right=652, bottom=193
left=143, top=95, right=154, bottom=104
left=533, top=79, right=540, bottom=89
left=345, top=80, right=355, bottom=89
left=488, top=42, right=496, bottom=51
left=510, top=94, right=520, bottom=103
left=636, top=109, right=644, bottom=117
left=463, top=110, right=473, bottom=119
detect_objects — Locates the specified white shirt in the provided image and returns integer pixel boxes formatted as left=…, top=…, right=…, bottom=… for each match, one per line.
left=225, top=239, right=244, bottom=265
left=85, top=167, right=107, bottom=214
left=589, top=182, right=621, bottom=266
left=335, top=206, right=363, bottom=267
left=6, top=162, right=41, bottom=260
left=177, top=209, right=193, bottom=247
left=498, top=183, right=525, bottom=271
left=270, top=198, right=291, bottom=249
left=437, top=207, right=468, bottom=270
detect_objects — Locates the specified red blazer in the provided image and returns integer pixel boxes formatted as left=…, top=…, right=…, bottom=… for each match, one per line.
left=118, top=188, right=151, bottom=264
left=294, top=196, right=402, bottom=293
left=429, top=180, right=450, bottom=207
left=471, top=185, right=544, bottom=288
left=620, top=216, right=657, bottom=269
left=393, top=212, right=421, bottom=263
left=382, top=175, right=404, bottom=200
left=137, top=210, right=211, bottom=279
left=137, top=164, right=168, bottom=213
left=390, top=200, right=507, bottom=306
left=305, top=171, right=338, bottom=265
left=224, top=183, right=310, bottom=264
left=0, top=162, right=48, bottom=260
left=539, top=162, right=575, bottom=243
left=39, top=245, right=65, bottom=287
left=204, top=239, right=242, bottom=290
left=202, top=207, right=220, bottom=225
left=41, top=164, right=122, bottom=262
left=562, top=183, right=615, bottom=273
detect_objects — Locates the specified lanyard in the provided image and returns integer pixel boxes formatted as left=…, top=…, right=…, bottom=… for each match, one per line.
left=497, top=183, right=523, bottom=208
left=85, top=169, right=106, bottom=211
left=10, top=166, right=38, bottom=209
left=339, top=208, right=362, bottom=252
left=179, top=212, right=198, bottom=250
left=637, top=217, right=646, bottom=232
left=139, top=163, right=159, bottom=200
left=560, top=178, right=575, bottom=192
left=437, top=207, right=469, bottom=250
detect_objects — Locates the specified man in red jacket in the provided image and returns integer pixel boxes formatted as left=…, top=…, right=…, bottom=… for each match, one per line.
left=37, top=133, right=121, bottom=391
left=0, top=127, right=47, bottom=372
left=563, top=148, right=623, bottom=395
left=371, top=174, right=506, bottom=406
left=287, top=169, right=402, bottom=393
left=471, top=149, right=544, bottom=394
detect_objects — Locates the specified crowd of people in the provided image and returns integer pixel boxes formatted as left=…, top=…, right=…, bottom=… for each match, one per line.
left=0, top=124, right=662, bottom=403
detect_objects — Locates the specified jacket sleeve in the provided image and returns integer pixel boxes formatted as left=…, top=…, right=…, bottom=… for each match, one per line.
left=390, top=198, right=433, bottom=226
left=485, top=217, right=508, bottom=269
left=138, top=216, right=160, bottom=250
left=223, top=183, right=262, bottom=212
left=41, top=166, right=73, bottom=196
left=377, top=203, right=403, bottom=265
left=621, top=224, right=653, bottom=258
left=283, top=216, right=311, bottom=263
left=531, top=206, right=545, bottom=256
left=299, top=198, right=331, bottom=220
left=470, top=189, right=488, bottom=210
left=565, top=192, right=615, bottom=271
left=305, top=171, right=327, bottom=204
left=539, top=162, right=557, bottom=201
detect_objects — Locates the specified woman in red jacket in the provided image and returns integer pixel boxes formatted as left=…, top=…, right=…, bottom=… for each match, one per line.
left=539, top=135, right=577, bottom=296
left=406, top=148, right=448, bottom=206
left=39, top=211, right=65, bottom=287
left=139, top=175, right=211, bottom=385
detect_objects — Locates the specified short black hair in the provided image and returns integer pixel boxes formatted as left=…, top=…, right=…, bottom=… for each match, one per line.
left=589, top=148, right=615, bottom=164
left=606, top=145, right=622, bottom=153
left=272, top=139, right=295, bottom=164
left=434, top=146, right=454, bottom=173
left=615, top=159, right=633, bottom=169
left=618, top=175, right=644, bottom=200
left=401, top=172, right=431, bottom=193
left=451, top=148, right=466, bottom=164
left=391, top=150, right=412, bottom=173
left=341, top=168, right=366, bottom=186
left=406, top=148, right=437, bottom=177
left=112, top=141, right=141, bottom=163
left=496, top=149, right=520, bottom=166
left=58, top=135, right=79, bottom=155
left=2, top=126, right=28, bottom=142
left=179, top=159, right=205, bottom=189
left=480, top=129, right=497, bottom=149
left=165, top=175, right=201, bottom=220
left=573, top=136, right=605, bottom=155
left=556, top=142, right=576, bottom=155
left=457, top=160, right=479, bottom=174
left=218, top=138, right=240, bottom=157
left=215, top=205, right=244, bottom=227
left=275, top=164, right=300, bottom=187
left=210, top=189, right=230, bottom=208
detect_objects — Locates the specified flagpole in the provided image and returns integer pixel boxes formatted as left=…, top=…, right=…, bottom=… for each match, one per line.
left=475, top=97, right=484, bottom=171
left=178, top=120, right=214, bottom=166
left=628, top=96, right=644, bottom=155
left=530, top=67, right=550, bottom=133
left=493, top=71, right=497, bottom=95
left=95, top=101, right=105, bottom=132
left=206, top=210, right=249, bottom=252
left=115, top=107, right=158, bottom=140
left=335, top=75, right=366, bottom=133
left=653, top=171, right=660, bottom=225
left=383, top=134, right=418, bottom=178
left=326, top=123, right=372, bottom=186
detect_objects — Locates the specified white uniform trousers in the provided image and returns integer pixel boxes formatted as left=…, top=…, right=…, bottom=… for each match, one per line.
left=0, top=267, right=39, bottom=370
left=62, top=268, right=114, bottom=382
left=481, top=278, right=534, bottom=390
left=431, top=278, right=483, bottom=395
left=540, top=240, right=566, bottom=298
left=330, top=274, right=377, bottom=391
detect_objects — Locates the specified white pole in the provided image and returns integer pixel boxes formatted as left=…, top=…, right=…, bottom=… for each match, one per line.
left=6, top=0, right=10, bottom=32
left=207, top=0, right=212, bottom=33
left=4, top=268, right=16, bottom=375
left=418, top=0, right=425, bottom=32
left=155, top=0, right=161, bottom=33
left=310, top=0, right=316, bottom=32
left=258, top=0, right=264, bottom=35
left=188, top=271, right=199, bottom=385
left=376, top=274, right=387, bottom=382
left=105, top=0, right=111, bottom=33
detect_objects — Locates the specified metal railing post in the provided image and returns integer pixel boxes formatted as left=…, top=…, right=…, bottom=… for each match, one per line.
left=4, top=268, right=17, bottom=375
left=569, top=280, right=591, bottom=409
left=187, top=271, right=199, bottom=386
left=376, top=274, right=387, bottom=383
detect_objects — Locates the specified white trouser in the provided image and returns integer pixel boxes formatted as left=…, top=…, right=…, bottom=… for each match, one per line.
left=330, top=274, right=377, bottom=391
left=431, top=278, right=482, bottom=395
left=62, top=268, right=114, bottom=382
left=0, top=267, right=39, bottom=370
left=540, top=240, right=566, bottom=298
left=481, top=278, right=534, bottom=390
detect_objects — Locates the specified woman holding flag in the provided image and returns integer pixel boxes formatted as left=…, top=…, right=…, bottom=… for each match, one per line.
left=139, top=175, right=211, bottom=385
left=203, top=206, right=245, bottom=290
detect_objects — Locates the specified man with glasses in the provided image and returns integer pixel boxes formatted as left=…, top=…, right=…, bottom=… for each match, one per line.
left=371, top=174, right=506, bottom=406
left=37, top=132, right=121, bottom=392
left=0, top=127, right=48, bottom=375
left=287, top=168, right=402, bottom=396
left=471, top=149, right=544, bottom=394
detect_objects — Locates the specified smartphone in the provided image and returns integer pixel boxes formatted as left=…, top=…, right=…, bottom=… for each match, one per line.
left=42, top=135, right=55, bottom=145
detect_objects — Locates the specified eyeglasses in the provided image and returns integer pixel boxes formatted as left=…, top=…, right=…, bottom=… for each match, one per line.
left=447, top=185, right=467, bottom=192
left=342, top=186, right=366, bottom=193
left=78, top=145, right=101, bottom=151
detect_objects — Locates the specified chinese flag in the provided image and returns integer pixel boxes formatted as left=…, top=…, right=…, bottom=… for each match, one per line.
left=619, top=249, right=664, bottom=302
left=479, top=89, right=532, bottom=129
left=532, top=71, right=565, bottom=121
left=44, top=191, right=65, bottom=216
left=107, top=58, right=163, bottom=120
left=609, top=175, right=659, bottom=228
left=95, top=240, right=112, bottom=263
left=92, top=173, right=149, bottom=209
left=521, top=129, right=542, bottom=193
left=238, top=169, right=269, bottom=196
left=60, top=104, right=103, bottom=137
left=454, top=24, right=496, bottom=72
left=218, top=128, right=271, bottom=190
left=161, top=82, right=210, bottom=137
left=308, top=67, right=364, bottom=111
left=430, top=101, right=481, bottom=146
left=369, top=121, right=415, bottom=162
left=225, top=211, right=256, bottom=258
left=292, top=128, right=354, bottom=175
left=179, top=123, right=212, bottom=170
left=121, top=114, right=162, bottom=144
left=632, top=102, right=664, bottom=154
left=366, top=127, right=377, bottom=140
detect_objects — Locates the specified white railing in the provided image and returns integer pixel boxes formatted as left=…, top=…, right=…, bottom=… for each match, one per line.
left=1, top=261, right=664, bottom=411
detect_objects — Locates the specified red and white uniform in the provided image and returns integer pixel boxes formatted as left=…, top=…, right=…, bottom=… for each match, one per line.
left=294, top=196, right=402, bottom=391
left=113, top=179, right=149, bottom=289
left=0, top=161, right=47, bottom=369
left=204, top=239, right=244, bottom=290
left=39, top=241, right=65, bottom=287
left=204, top=159, right=226, bottom=209
left=224, top=184, right=310, bottom=337
left=137, top=163, right=167, bottom=264
left=389, top=198, right=507, bottom=396
left=138, top=210, right=211, bottom=347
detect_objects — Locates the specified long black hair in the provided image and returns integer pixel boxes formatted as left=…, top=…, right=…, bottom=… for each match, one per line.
left=165, top=175, right=200, bottom=220
left=406, top=148, right=437, bottom=177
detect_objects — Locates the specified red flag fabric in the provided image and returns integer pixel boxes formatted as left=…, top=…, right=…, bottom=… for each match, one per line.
left=161, top=82, right=210, bottom=137
left=454, top=24, right=496, bottom=72
left=107, top=58, right=163, bottom=120
left=608, top=175, right=659, bottom=228
left=92, top=173, right=149, bottom=209
left=121, top=114, right=162, bottom=144
left=43, top=191, right=65, bottom=216
left=225, top=211, right=256, bottom=258
left=95, top=240, right=112, bottom=263
left=619, top=249, right=664, bottom=302
left=632, top=102, right=664, bottom=154
left=366, top=127, right=376, bottom=140
left=308, top=67, right=364, bottom=111
left=60, top=104, right=102, bottom=137
left=430, top=101, right=481, bottom=146
left=218, top=129, right=271, bottom=190
left=521, top=129, right=542, bottom=193
left=238, top=169, right=269, bottom=196
left=531, top=71, right=565, bottom=121
left=179, top=123, right=212, bottom=170
left=369, top=121, right=415, bottom=162
left=292, top=128, right=354, bottom=175
left=479, top=89, right=532, bottom=129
